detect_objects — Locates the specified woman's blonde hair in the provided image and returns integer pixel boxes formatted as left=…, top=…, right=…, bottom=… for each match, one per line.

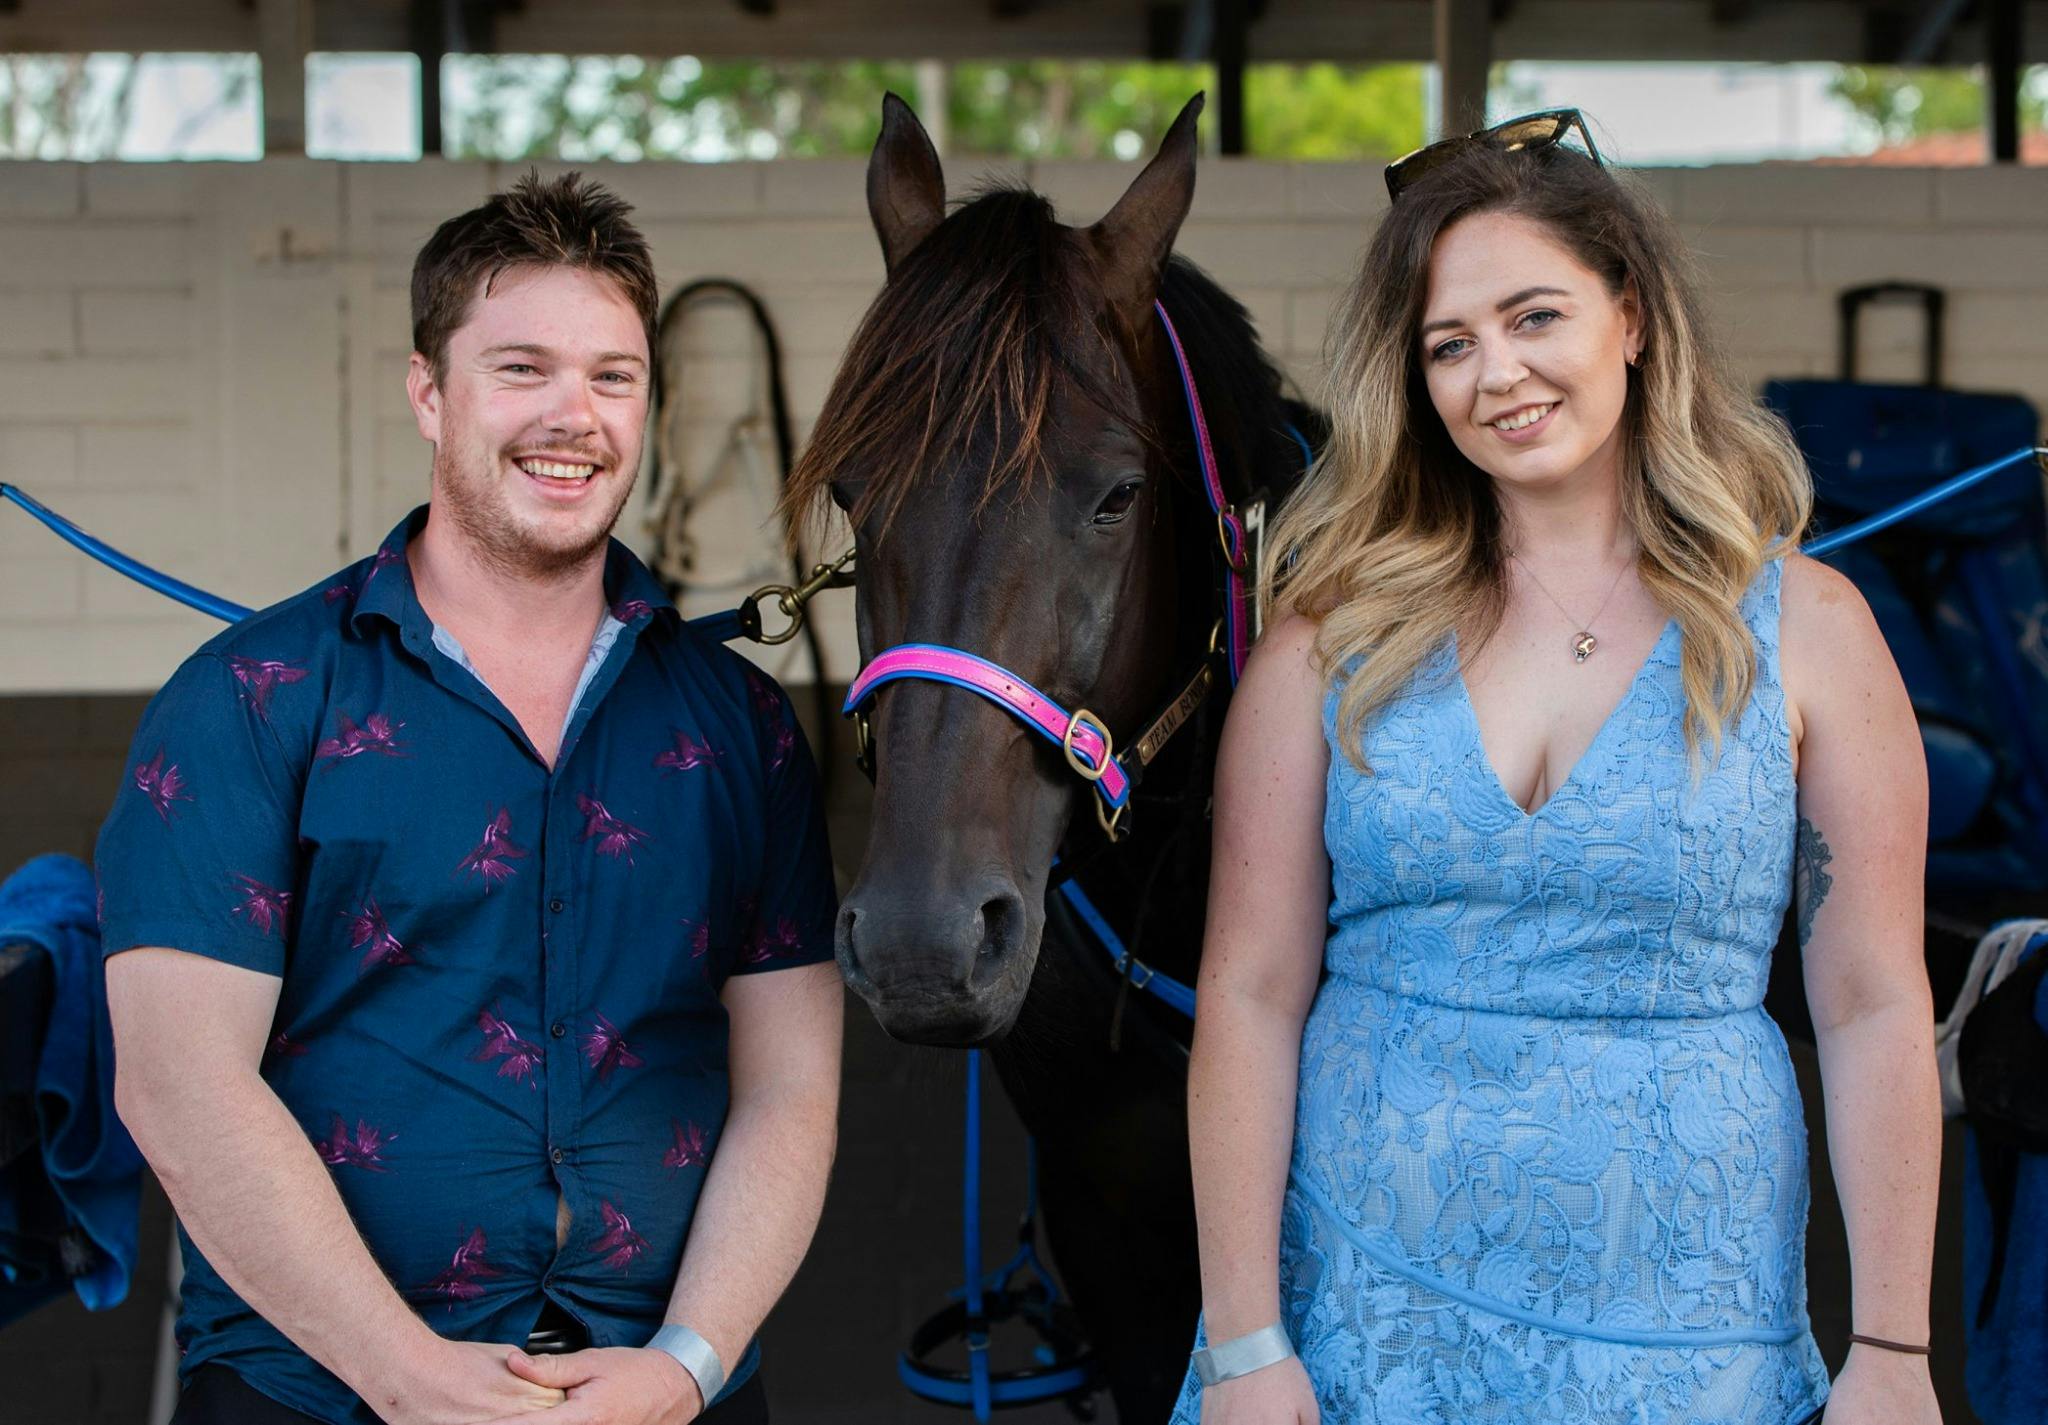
left=1269, top=137, right=1812, bottom=766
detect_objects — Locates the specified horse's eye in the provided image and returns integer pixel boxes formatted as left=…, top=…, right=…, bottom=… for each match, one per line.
left=828, top=482, right=854, bottom=513
left=1092, top=480, right=1143, bottom=525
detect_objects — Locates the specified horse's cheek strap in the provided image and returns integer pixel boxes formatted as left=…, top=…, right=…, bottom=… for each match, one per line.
left=843, top=647, right=1130, bottom=807
left=1152, top=298, right=1251, bottom=685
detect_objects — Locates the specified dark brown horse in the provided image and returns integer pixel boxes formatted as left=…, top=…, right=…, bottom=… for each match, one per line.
left=786, top=95, right=1321, bottom=1419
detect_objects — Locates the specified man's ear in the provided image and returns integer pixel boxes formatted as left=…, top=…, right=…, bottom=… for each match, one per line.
left=867, top=92, right=946, bottom=276
left=1088, top=93, right=1203, bottom=328
left=407, top=352, right=442, bottom=447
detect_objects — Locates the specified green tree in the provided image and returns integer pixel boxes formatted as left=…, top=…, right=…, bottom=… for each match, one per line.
left=1828, top=65, right=2047, bottom=144
left=443, top=56, right=1427, bottom=163
left=1245, top=62, right=1425, bottom=160
left=445, top=57, right=921, bottom=160
left=945, top=59, right=1213, bottom=158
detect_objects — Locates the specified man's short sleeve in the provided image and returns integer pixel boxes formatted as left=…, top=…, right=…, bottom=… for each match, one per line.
left=731, top=675, right=838, bottom=977
left=95, top=652, right=304, bottom=977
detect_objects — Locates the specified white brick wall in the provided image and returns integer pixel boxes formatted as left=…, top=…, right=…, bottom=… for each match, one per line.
left=1, top=155, right=2045, bottom=693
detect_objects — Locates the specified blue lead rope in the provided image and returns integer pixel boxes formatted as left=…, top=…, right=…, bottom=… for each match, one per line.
left=958, top=1048, right=991, bottom=1416
left=1803, top=445, right=2045, bottom=557
left=898, top=1050, right=1094, bottom=1418
left=2, top=484, right=254, bottom=624
left=961, top=1050, right=992, bottom=1419
left=0, top=483, right=751, bottom=643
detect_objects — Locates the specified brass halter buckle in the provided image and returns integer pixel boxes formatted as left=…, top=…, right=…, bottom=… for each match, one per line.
left=1060, top=708, right=1129, bottom=841
left=1060, top=708, right=1114, bottom=783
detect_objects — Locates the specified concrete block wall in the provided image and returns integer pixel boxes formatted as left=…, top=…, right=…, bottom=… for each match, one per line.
left=2, top=157, right=2046, bottom=693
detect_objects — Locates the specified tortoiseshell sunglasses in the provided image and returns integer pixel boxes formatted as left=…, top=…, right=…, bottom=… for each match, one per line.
left=1384, top=108, right=1603, bottom=201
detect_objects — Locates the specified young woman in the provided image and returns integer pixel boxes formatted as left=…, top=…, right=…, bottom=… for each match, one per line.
left=1170, top=114, right=1942, bottom=1425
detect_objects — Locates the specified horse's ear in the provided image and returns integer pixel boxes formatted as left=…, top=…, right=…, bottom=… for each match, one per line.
left=1089, top=92, right=1204, bottom=325
left=868, top=92, right=947, bottom=276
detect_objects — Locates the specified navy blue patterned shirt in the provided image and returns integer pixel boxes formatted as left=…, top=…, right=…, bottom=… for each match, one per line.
left=95, top=508, right=838, bottom=1422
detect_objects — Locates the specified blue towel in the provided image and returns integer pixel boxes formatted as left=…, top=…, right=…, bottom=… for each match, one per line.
left=1961, top=935, right=2048, bottom=1424
left=0, top=853, right=143, bottom=1326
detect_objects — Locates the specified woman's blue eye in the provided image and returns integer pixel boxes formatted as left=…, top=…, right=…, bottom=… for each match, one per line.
left=1517, top=309, right=1560, bottom=330
left=1430, top=338, right=1471, bottom=362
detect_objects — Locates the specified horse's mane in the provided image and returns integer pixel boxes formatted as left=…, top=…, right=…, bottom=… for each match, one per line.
left=783, top=183, right=1300, bottom=537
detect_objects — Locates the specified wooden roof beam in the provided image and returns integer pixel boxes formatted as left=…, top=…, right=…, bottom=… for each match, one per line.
left=258, top=0, right=311, bottom=154
left=1989, top=0, right=2023, bottom=160
left=1437, top=0, right=1493, bottom=136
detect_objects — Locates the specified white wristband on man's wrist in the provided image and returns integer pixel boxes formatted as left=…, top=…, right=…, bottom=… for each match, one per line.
left=646, top=1322, right=726, bottom=1405
left=1191, top=1321, right=1295, bottom=1386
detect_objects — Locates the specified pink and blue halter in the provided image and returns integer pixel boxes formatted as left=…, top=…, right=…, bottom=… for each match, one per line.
left=841, top=299, right=1263, bottom=842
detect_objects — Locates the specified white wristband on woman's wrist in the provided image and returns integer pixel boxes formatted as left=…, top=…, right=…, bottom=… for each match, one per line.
left=1191, top=1321, right=1295, bottom=1386
left=646, top=1322, right=726, bottom=1405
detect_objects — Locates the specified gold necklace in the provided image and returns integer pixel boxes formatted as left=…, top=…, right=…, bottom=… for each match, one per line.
left=1510, top=551, right=1633, bottom=664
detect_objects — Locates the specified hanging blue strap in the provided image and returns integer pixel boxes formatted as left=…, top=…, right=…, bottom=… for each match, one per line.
left=1803, top=446, right=2045, bottom=557
left=0, top=484, right=756, bottom=643
left=2, top=484, right=254, bottom=624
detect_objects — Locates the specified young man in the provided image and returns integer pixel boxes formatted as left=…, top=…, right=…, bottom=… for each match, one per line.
left=97, top=173, right=842, bottom=1425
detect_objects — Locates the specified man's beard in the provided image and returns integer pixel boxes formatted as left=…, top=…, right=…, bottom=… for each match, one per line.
left=433, top=441, right=636, bottom=581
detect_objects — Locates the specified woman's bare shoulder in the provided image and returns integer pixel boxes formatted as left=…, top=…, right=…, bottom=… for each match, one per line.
left=1778, top=551, right=1905, bottom=731
left=1779, top=552, right=1885, bottom=664
left=1231, top=612, right=1330, bottom=750
left=1253, top=611, right=1321, bottom=668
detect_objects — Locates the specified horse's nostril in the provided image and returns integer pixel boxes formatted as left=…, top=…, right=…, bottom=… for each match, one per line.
left=978, top=898, right=1006, bottom=957
left=835, top=904, right=873, bottom=984
left=972, top=891, right=1023, bottom=979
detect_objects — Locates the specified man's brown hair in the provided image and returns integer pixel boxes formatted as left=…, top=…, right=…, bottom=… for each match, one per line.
left=410, top=169, right=660, bottom=377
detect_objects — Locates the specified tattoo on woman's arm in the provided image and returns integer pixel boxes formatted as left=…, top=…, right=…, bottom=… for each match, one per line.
left=1794, top=817, right=1834, bottom=949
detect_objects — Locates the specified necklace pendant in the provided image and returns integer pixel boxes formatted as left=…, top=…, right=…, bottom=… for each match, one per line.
left=1572, top=632, right=1596, bottom=663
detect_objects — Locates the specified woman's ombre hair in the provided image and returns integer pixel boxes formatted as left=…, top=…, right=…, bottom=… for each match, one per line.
left=1269, top=135, right=1811, bottom=766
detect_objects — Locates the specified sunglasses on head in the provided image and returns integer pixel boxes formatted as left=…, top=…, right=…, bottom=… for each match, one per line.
left=1384, top=109, right=1603, bottom=202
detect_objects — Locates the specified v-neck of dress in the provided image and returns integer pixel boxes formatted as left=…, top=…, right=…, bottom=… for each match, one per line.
left=1450, top=616, right=1679, bottom=822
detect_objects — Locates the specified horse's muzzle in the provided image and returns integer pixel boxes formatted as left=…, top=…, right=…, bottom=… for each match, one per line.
left=835, top=878, right=1033, bottom=1045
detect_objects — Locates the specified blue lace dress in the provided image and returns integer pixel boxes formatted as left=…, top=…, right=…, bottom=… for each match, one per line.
left=1170, top=560, right=1829, bottom=1424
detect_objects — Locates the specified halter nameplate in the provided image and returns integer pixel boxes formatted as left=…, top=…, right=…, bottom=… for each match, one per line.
left=1132, top=662, right=1214, bottom=768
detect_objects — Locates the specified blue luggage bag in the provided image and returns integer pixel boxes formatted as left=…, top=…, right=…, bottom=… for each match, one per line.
left=1761, top=283, right=2048, bottom=1035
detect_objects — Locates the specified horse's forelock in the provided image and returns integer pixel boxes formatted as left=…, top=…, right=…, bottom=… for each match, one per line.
left=782, top=187, right=1143, bottom=541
